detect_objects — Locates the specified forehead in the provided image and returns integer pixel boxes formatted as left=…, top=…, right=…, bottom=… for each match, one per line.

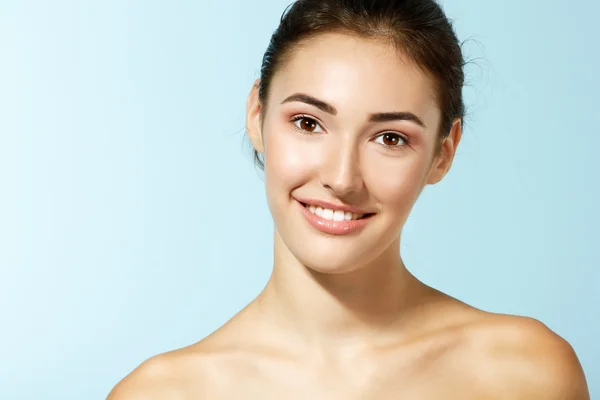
left=269, top=32, right=440, bottom=126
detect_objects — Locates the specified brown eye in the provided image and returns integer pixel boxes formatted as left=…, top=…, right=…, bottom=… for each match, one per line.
left=293, top=116, right=323, bottom=133
left=383, top=133, right=400, bottom=146
left=300, top=118, right=316, bottom=131
left=374, top=132, right=406, bottom=149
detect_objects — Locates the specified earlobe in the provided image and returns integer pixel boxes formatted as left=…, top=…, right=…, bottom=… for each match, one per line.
left=426, top=118, right=462, bottom=185
left=246, top=79, right=264, bottom=154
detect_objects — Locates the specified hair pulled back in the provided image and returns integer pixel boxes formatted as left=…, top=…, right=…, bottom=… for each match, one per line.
left=255, top=0, right=465, bottom=168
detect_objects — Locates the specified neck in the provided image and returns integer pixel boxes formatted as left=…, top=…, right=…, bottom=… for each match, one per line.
left=255, top=231, right=429, bottom=355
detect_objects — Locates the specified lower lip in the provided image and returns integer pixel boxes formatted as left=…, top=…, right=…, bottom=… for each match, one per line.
left=297, top=200, right=372, bottom=235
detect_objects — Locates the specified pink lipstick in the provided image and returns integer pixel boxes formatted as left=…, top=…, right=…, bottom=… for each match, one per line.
left=295, top=198, right=374, bottom=235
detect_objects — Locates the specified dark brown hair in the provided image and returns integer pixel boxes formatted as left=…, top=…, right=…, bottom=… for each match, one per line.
left=254, top=0, right=466, bottom=169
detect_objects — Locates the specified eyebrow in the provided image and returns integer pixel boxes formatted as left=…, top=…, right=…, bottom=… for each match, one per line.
left=369, top=111, right=426, bottom=129
left=282, top=93, right=337, bottom=115
left=281, top=93, right=427, bottom=129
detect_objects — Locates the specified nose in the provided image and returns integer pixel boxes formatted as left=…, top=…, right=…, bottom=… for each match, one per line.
left=319, top=139, right=364, bottom=197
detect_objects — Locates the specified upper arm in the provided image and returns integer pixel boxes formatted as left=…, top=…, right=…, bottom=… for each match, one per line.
left=106, top=356, right=174, bottom=400
left=528, top=332, right=589, bottom=400
left=487, top=317, right=589, bottom=400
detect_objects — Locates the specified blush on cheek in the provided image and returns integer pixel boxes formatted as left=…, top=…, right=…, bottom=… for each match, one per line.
left=365, top=157, right=428, bottom=208
left=264, top=127, right=319, bottom=191
left=383, top=177, right=418, bottom=206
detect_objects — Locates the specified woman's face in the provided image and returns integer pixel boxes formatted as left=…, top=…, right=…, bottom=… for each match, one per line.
left=247, top=32, right=460, bottom=273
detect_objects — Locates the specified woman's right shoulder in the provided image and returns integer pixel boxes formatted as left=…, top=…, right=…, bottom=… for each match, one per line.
left=106, top=353, right=179, bottom=400
left=106, top=342, right=223, bottom=400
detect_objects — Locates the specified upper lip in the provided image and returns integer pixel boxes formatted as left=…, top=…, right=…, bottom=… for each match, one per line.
left=295, top=197, right=374, bottom=215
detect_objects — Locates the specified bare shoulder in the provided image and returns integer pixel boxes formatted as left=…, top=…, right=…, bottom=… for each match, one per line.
left=106, top=305, right=264, bottom=399
left=463, top=313, right=590, bottom=399
left=106, top=342, right=222, bottom=400
left=106, top=352, right=180, bottom=400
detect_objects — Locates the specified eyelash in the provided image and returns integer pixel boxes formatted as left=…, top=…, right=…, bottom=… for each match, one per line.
left=289, top=114, right=410, bottom=151
left=290, top=114, right=324, bottom=135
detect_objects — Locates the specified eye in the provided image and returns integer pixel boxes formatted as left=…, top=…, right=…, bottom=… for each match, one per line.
left=373, top=132, right=407, bottom=149
left=291, top=115, right=324, bottom=133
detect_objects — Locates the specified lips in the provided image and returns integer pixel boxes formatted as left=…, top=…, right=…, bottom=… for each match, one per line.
left=294, top=197, right=373, bottom=215
left=302, top=203, right=365, bottom=221
left=296, top=199, right=374, bottom=235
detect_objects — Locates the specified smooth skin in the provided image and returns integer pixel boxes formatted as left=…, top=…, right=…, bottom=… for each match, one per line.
left=108, top=33, right=589, bottom=399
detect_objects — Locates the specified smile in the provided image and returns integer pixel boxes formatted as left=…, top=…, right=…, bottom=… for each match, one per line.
left=296, top=200, right=374, bottom=235
left=303, top=204, right=365, bottom=221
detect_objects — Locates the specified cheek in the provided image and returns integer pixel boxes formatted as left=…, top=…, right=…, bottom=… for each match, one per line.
left=263, top=123, right=317, bottom=193
left=364, top=155, right=430, bottom=209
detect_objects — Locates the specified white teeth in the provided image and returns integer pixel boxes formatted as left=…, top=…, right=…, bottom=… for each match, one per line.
left=333, top=210, right=345, bottom=221
left=322, top=208, right=334, bottom=220
left=305, top=204, right=363, bottom=221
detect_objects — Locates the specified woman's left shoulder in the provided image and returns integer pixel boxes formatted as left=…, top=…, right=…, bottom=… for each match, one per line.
left=460, top=313, right=590, bottom=399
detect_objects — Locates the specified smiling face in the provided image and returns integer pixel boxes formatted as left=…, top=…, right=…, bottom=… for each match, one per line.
left=247, top=32, right=461, bottom=273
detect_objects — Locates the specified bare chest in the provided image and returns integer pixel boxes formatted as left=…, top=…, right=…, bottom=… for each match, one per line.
left=211, top=379, right=486, bottom=400
left=203, top=356, right=490, bottom=400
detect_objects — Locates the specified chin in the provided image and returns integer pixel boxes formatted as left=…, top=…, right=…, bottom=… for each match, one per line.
left=270, top=198, right=403, bottom=274
left=287, top=234, right=378, bottom=275
left=300, top=256, right=367, bottom=275
left=309, top=257, right=362, bottom=274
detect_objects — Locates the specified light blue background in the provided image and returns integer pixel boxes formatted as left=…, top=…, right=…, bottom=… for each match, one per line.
left=1, top=0, right=598, bottom=398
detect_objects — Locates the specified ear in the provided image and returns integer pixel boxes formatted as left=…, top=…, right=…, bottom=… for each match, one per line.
left=426, top=118, right=462, bottom=185
left=246, top=79, right=264, bottom=154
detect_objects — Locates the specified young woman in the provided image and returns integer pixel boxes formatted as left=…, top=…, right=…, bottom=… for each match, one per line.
left=108, top=0, right=589, bottom=398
